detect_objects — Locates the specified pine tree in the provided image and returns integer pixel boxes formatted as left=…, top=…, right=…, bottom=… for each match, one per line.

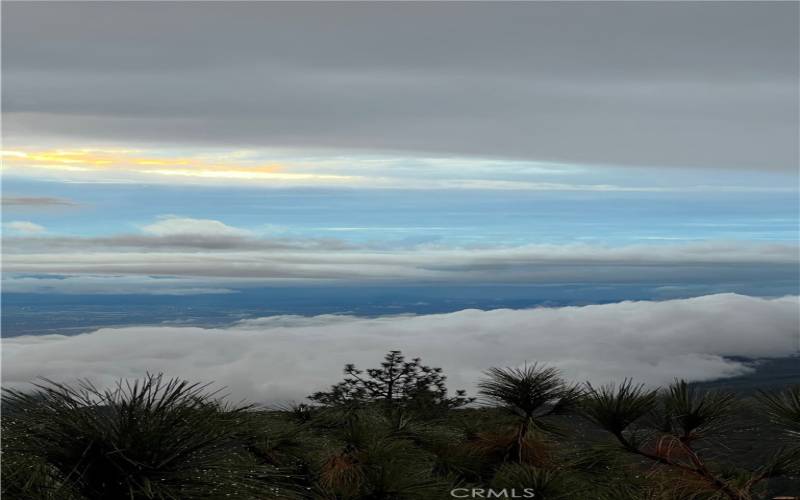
left=309, top=350, right=473, bottom=411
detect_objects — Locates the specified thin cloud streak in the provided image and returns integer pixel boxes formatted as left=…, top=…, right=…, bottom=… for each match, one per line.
left=1, top=196, right=79, bottom=207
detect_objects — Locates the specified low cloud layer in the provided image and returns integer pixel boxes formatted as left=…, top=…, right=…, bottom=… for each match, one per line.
left=3, top=294, right=798, bottom=402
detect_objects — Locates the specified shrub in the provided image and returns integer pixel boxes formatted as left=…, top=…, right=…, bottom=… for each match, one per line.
left=2, top=374, right=290, bottom=499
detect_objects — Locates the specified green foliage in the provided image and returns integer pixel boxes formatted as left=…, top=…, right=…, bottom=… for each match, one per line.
left=2, top=358, right=797, bottom=500
left=750, top=385, right=800, bottom=493
left=582, top=379, right=658, bottom=438
left=475, top=365, right=581, bottom=468
left=757, top=384, right=800, bottom=438
left=2, top=374, right=289, bottom=500
left=478, top=365, right=582, bottom=421
left=490, top=464, right=573, bottom=499
left=582, top=379, right=792, bottom=500
left=655, top=380, right=736, bottom=441
left=310, top=410, right=449, bottom=499
left=309, top=350, right=473, bottom=413
left=560, top=445, right=648, bottom=500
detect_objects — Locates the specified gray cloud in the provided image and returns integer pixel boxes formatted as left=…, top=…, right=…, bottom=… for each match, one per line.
left=3, top=294, right=797, bottom=402
left=2, top=236, right=797, bottom=285
left=3, top=215, right=353, bottom=252
left=3, top=234, right=350, bottom=252
left=3, top=216, right=795, bottom=286
left=1, top=196, right=78, bottom=207
left=3, top=2, right=797, bottom=170
left=1, top=274, right=239, bottom=296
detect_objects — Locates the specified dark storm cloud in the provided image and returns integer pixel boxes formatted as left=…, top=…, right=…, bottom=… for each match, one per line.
left=2, top=2, right=798, bottom=169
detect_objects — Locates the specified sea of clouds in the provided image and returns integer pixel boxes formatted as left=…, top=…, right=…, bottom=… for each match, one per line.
left=3, top=293, right=798, bottom=403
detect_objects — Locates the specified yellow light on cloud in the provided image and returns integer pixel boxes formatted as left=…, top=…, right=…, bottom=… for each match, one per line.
left=1, top=146, right=367, bottom=186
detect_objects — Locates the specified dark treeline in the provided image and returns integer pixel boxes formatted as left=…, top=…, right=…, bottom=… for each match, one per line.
left=2, top=350, right=799, bottom=499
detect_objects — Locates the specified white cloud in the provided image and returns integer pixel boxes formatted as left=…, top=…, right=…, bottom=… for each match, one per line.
left=3, top=221, right=46, bottom=234
left=3, top=294, right=797, bottom=402
left=140, top=216, right=252, bottom=237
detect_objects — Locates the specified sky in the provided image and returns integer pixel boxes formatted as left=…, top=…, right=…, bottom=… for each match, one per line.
left=2, top=2, right=799, bottom=397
